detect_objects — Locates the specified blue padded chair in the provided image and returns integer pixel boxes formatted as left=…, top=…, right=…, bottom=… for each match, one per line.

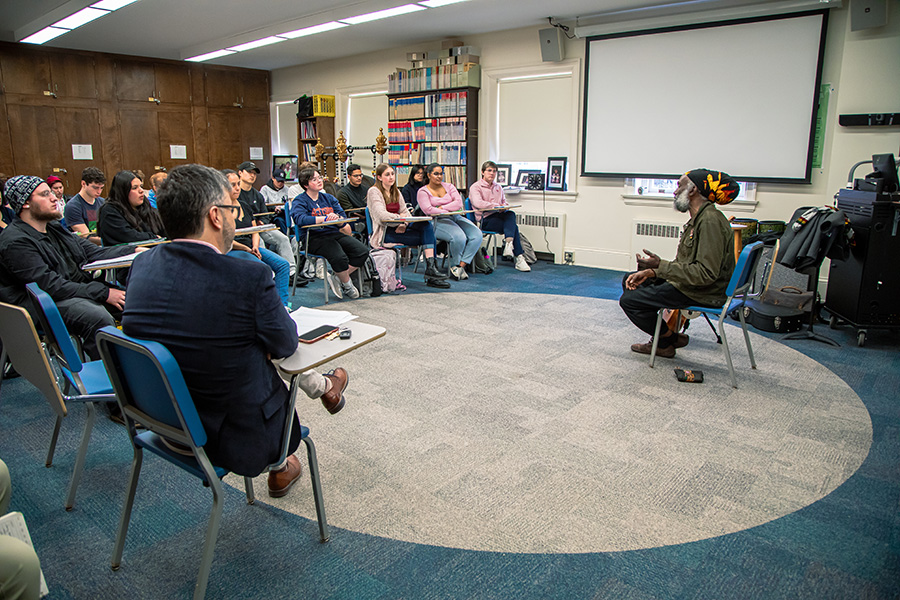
left=364, top=207, right=424, bottom=280
left=25, top=282, right=118, bottom=510
left=464, top=198, right=504, bottom=268
left=95, top=326, right=329, bottom=600
left=649, top=241, right=766, bottom=388
left=292, top=222, right=332, bottom=302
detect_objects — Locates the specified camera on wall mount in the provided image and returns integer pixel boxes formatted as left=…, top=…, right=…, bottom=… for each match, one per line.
left=526, top=173, right=545, bottom=190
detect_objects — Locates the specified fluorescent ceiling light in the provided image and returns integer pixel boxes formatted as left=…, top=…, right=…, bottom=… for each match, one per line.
left=54, top=7, right=108, bottom=29
left=417, top=0, right=469, bottom=7
left=340, top=4, right=426, bottom=25
left=21, top=26, right=69, bottom=44
left=227, top=36, right=286, bottom=52
left=186, top=49, right=237, bottom=62
left=281, top=21, right=348, bottom=39
left=91, top=0, right=139, bottom=10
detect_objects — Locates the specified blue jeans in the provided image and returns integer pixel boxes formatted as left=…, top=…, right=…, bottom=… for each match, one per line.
left=228, top=248, right=291, bottom=306
left=481, top=211, right=523, bottom=256
left=434, top=215, right=481, bottom=265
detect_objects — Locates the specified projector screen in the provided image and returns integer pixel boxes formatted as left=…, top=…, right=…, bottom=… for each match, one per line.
left=581, top=11, right=827, bottom=183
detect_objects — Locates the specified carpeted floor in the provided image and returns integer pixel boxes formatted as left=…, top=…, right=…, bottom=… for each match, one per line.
left=231, top=293, right=871, bottom=554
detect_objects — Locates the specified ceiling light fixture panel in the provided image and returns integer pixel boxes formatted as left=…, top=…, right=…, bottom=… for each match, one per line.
left=53, top=7, right=109, bottom=29
left=90, top=0, right=140, bottom=10
left=340, top=4, right=426, bottom=25
left=186, top=49, right=237, bottom=62
left=227, top=36, right=287, bottom=52
left=21, top=26, right=70, bottom=44
left=281, top=21, right=348, bottom=39
left=417, top=0, right=469, bottom=7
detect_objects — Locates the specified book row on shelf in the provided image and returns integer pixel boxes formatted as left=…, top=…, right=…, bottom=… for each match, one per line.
left=299, top=120, right=318, bottom=140
left=301, top=143, right=317, bottom=161
left=387, top=118, right=467, bottom=144
left=388, top=142, right=467, bottom=166
left=388, top=63, right=481, bottom=94
left=389, top=91, right=469, bottom=120
left=392, top=165, right=467, bottom=189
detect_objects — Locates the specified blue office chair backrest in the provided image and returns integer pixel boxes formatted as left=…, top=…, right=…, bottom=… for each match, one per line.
left=96, top=326, right=207, bottom=448
left=364, top=207, right=374, bottom=237
left=463, top=198, right=477, bottom=223
left=25, top=282, right=83, bottom=373
left=726, top=241, right=765, bottom=298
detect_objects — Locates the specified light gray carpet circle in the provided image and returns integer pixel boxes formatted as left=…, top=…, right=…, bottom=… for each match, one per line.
left=229, top=293, right=871, bottom=553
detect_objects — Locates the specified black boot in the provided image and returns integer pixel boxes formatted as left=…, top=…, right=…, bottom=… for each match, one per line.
left=424, top=257, right=448, bottom=279
left=426, top=277, right=451, bottom=289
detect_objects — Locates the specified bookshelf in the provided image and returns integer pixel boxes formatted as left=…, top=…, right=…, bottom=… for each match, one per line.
left=386, top=87, right=478, bottom=191
left=297, top=115, right=336, bottom=180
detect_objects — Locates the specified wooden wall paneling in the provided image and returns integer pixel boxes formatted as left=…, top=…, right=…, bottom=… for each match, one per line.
left=55, top=107, right=104, bottom=188
left=242, top=110, right=270, bottom=174
left=49, top=53, right=98, bottom=99
left=6, top=104, right=61, bottom=178
left=157, top=108, right=194, bottom=170
left=240, top=71, right=270, bottom=110
left=0, top=46, right=52, bottom=96
left=118, top=108, right=159, bottom=177
left=207, top=108, right=243, bottom=170
left=204, top=68, right=241, bottom=108
left=191, top=106, right=209, bottom=166
left=94, top=55, right=116, bottom=99
left=98, top=104, right=122, bottom=180
left=0, top=101, right=14, bottom=175
left=154, top=63, right=192, bottom=105
left=114, top=59, right=156, bottom=102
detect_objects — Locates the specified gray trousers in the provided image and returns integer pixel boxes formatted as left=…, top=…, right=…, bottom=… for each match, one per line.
left=260, top=229, right=296, bottom=276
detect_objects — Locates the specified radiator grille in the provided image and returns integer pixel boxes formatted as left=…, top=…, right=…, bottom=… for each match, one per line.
left=635, top=222, right=680, bottom=239
left=517, top=213, right=560, bottom=229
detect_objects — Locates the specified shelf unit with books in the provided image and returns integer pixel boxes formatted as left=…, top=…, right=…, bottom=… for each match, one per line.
left=297, top=115, right=336, bottom=180
left=386, top=86, right=478, bottom=191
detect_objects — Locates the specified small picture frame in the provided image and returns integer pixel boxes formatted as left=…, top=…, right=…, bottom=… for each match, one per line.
left=516, top=169, right=541, bottom=187
left=495, top=164, right=512, bottom=187
left=546, top=157, right=567, bottom=191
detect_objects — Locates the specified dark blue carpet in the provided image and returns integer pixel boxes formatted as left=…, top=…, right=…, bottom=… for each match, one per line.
left=1, top=259, right=897, bottom=599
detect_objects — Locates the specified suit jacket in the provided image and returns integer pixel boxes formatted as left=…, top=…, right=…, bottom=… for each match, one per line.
left=122, top=241, right=301, bottom=476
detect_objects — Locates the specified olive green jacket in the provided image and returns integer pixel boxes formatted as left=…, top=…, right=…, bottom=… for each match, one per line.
left=655, top=201, right=735, bottom=306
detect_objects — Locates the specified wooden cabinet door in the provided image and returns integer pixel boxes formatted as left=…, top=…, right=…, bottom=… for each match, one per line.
left=240, top=71, right=269, bottom=109
left=49, top=53, right=98, bottom=99
left=0, top=48, right=52, bottom=96
left=204, top=68, right=240, bottom=107
left=207, top=108, right=243, bottom=170
left=0, top=101, right=13, bottom=175
left=55, top=107, right=103, bottom=188
left=158, top=109, right=194, bottom=169
left=6, top=104, right=61, bottom=178
left=155, top=63, right=192, bottom=105
left=119, top=108, right=160, bottom=177
left=115, top=59, right=156, bottom=102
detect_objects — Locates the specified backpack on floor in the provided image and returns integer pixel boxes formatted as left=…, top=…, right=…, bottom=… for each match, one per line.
left=360, top=254, right=383, bottom=297
left=473, top=246, right=494, bottom=274
left=370, top=249, right=398, bottom=293
left=519, top=233, right=538, bottom=264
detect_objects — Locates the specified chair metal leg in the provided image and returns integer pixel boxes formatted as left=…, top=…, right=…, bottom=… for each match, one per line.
left=717, top=313, right=737, bottom=388
left=0, top=346, right=7, bottom=404
left=703, top=313, right=722, bottom=344
left=193, top=477, right=226, bottom=600
left=46, top=415, right=63, bottom=467
left=111, top=447, right=143, bottom=570
left=65, top=401, right=97, bottom=510
left=649, top=309, right=665, bottom=368
left=320, top=258, right=330, bottom=305
left=302, top=437, right=330, bottom=543
left=738, top=305, right=757, bottom=369
left=243, top=476, right=255, bottom=505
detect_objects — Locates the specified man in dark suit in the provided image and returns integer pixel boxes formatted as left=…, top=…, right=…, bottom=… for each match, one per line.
left=122, top=164, right=348, bottom=497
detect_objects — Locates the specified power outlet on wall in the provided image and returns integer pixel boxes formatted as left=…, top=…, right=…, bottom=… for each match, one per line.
left=564, top=251, right=574, bottom=265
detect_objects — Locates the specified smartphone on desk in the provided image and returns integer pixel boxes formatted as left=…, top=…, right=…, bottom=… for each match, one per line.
left=298, top=325, right=338, bottom=344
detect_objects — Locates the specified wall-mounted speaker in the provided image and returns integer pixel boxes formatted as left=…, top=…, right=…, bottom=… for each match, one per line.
left=850, top=0, right=887, bottom=30
left=539, top=27, right=565, bottom=62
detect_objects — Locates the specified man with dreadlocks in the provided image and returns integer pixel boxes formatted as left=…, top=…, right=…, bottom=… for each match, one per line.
left=620, top=168, right=741, bottom=358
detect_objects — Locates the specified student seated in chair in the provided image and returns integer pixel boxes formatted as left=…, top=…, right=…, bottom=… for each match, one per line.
left=290, top=167, right=369, bottom=300
left=122, top=164, right=349, bottom=498
left=468, top=160, right=531, bottom=272
left=619, top=169, right=739, bottom=358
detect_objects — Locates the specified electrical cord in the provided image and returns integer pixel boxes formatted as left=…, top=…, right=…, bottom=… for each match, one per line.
left=548, top=17, right=576, bottom=39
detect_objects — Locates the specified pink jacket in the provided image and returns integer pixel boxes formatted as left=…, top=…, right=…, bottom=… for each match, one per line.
left=417, top=182, right=462, bottom=215
left=468, top=179, right=508, bottom=222
left=366, top=185, right=412, bottom=249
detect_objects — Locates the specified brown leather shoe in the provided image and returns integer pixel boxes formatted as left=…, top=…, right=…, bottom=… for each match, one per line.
left=321, top=367, right=348, bottom=414
left=631, top=339, right=676, bottom=358
left=268, top=455, right=302, bottom=498
left=674, top=333, right=690, bottom=349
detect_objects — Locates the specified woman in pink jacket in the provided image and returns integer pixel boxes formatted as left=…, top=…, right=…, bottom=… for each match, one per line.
left=468, top=160, right=530, bottom=272
left=416, top=163, right=482, bottom=281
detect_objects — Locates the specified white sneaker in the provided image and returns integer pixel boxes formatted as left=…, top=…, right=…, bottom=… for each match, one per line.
left=515, top=254, right=531, bottom=272
left=327, top=273, right=343, bottom=298
left=503, top=240, right=514, bottom=258
left=459, top=267, right=468, bottom=280
left=450, top=266, right=466, bottom=280
left=341, top=280, right=360, bottom=299
left=316, top=261, right=325, bottom=280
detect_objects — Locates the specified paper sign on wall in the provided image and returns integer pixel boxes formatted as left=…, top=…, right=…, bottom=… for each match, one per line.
left=170, top=145, right=187, bottom=160
left=72, top=144, right=93, bottom=160
left=250, top=147, right=264, bottom=160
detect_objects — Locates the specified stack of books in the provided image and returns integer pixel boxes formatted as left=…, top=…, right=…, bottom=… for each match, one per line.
left=388, top=42, right=481, bottom=94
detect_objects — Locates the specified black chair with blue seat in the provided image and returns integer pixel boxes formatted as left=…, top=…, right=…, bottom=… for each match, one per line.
left=649, top=241, right=765, bottom=388
left=95, top=326, right=329, bottom=600
left=24, top=282, right=118, bottom=510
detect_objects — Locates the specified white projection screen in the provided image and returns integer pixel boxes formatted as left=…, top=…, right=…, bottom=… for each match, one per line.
left=582, top=11, right=827, bottom=183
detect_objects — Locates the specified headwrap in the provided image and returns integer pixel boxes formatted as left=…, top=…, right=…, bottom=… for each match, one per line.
left=4, top=175, right=44, bottom=214
left=685, top=169, right=740, bottom=205
left=46, top=175, right=64, bottom=187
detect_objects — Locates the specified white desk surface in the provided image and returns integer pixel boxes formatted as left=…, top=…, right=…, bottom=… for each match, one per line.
left=277, top=320, right=385, bottom=375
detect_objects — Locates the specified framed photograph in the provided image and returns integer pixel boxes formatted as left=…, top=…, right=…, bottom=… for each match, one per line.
left=546, top=157, right=567, bottom=191
left=516, top=169, right=541, bottom=187
left=495, top=164, right=512, bottom=187
left=272, top=154, right=299, bottom=182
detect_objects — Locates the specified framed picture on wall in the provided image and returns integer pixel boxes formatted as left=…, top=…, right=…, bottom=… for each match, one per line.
left=546, top=157, right=567, bottom=191
left=272, top=154, right=299, bottom=182
left=516, top=169, right=541, bottom=187
left=495, top=164, right=512, bottom=187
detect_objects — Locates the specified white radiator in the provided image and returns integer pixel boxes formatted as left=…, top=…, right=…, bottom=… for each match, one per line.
left=516, top=212, right=566, bottom=264
left=630, top=219, right=682, bottom=263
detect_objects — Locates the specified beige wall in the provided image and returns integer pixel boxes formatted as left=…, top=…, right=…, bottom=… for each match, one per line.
left=271, top=6, right=900, bottom=280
